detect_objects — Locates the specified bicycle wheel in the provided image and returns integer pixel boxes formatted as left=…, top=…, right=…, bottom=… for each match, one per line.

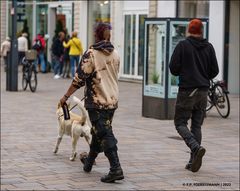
left=29, top=65, right=37, bottom=92
left=206, top=91, right=214, bottom=111
left=214, top=84, right=230, bottom=118
left=22, top=66, right=28, bottom=91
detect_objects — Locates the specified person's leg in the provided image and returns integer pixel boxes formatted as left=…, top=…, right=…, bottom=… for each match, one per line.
left=53, top=56, right=60, bottom=76
left=96, top=109, right=123, bottom=183
left=62, top=59, right=66, bottom=78
left=4, top=56, right=7, bottom=72
left=70, top=56, right=75, bottom=78
left=59, top=60, right=63, bottom=76
left=189, top=91, right=207, bottom=172
left=66, top=60, right=70, bottom=78
left=51, top=54, right=55, bottom=72
left=76, top=56, right=80, bottom=68
left=39, top=52, right=46, bottom=72
left=174, top=91, right=200, bottom=152
left=33, top=55, right=39, bottom=72
left=84, top=109, right=124, bottom=182
left=80, top=109, right=102, bottom=172
left=18, top=51, right=25, bottom=65
left=81, top=133, right=99, bottom=172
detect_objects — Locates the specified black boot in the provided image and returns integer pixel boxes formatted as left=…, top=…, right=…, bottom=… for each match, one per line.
left=191, top=146, right=206, bottom=172
left=101, top=150, right=124, bottom=183
left=80, top=151, right=98, bottom=172
left=185, top=152, right=193, bottom=170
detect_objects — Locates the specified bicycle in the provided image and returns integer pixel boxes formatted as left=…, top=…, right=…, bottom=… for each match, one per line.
left=206, top=80, right=230, bottom=118
left=21, top=51, right=38, bottom=92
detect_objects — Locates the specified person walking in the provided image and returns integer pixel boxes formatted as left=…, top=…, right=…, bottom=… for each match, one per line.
left=51, top=32, right=65, bottom=79
left=63, top=31, right=83, bottom=78
left=0, top=37, right=11, bottom=71
left=59, top=23, right=124, bottom=183
left=33, top=33, right=46, bottom=72
left=169, top=19, right=219, bottom=172
left=17, top=33, right=28, bottom=65
left=62, top=34, right=71, bottom=78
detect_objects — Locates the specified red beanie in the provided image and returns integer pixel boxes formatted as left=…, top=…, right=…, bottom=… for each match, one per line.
left=188, top=19, right=203, bottom=35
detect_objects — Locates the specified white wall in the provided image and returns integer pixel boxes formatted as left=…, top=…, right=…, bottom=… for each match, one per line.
left=78, top=1, right=88, bottom=51
left=208, top=1, right=225, bottom=80
left=123, top=1, right=149, bottom=11
left=157, top=1, right=176, bottom=17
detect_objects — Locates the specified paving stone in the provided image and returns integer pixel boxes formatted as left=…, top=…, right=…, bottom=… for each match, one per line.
left=1, top=65, right=239, bottom=190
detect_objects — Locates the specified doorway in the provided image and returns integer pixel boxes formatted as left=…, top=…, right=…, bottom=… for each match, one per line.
left=47, top=3, right=73, bottom=63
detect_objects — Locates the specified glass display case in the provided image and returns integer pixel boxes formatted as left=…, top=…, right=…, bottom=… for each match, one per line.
left=143, top=18, right=208, bottom=119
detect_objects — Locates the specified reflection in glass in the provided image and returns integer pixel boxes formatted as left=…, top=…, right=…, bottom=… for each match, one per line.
left=87, top=1, right=110, bottom=46
left=144, top=23, right=166, bottom=98
left=147, top=24, right=166, bottom=86
left=132, top=15, right=136, bottom=75
left=8, top=1, right=33, bottom=47
left=124, top=15, right=131, bottom=75
left=169, top=23, right=187, bottom=88
left=123, top=15, right=136, bottom=75
left=138, top=14, right=147, bottom=76
left=36, top=5, right=48, bottom=35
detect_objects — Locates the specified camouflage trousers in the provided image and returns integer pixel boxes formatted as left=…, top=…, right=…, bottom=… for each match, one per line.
left=87, top=108, right=118, bottom=153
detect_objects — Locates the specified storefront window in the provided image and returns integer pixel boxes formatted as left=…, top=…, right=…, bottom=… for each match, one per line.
left=177, top=0, right=209, bottom=18
left=87, top=0, right=111, bottom=46
left=36, top=4, right=48, bottom=36
left=8, top=1, right=33, bottom=47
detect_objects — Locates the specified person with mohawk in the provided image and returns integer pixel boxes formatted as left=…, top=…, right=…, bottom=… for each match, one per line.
left=60, top=22, right=124, bottom=183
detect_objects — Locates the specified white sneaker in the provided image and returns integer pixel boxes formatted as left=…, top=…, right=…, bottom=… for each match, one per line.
left=54, top=74, right=61, bottom=79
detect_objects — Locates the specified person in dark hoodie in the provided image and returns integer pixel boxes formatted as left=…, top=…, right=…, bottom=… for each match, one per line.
left=169, top=19, right=219, bottom=172
left=52, top=32, right=65, bottom=79
left=59, top=23, right=124, bottom=183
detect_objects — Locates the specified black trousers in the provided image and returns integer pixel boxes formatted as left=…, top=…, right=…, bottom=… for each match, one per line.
left=87, top=108, right=118, bottom=153
left=174, top=89, right=208, bottom=152
left=18, top=51, right=25, bottom=65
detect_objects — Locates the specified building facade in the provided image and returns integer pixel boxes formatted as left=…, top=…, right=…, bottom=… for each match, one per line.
left=0, top=0, right=239, bottom=94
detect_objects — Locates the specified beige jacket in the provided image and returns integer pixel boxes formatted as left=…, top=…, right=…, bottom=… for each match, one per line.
left=72, top=41, right=120, bottom=110
left=1, top=40, right=11, bottom=57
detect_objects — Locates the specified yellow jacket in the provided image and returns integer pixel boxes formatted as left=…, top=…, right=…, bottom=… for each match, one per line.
left=63, top=37, right=83, bottom=56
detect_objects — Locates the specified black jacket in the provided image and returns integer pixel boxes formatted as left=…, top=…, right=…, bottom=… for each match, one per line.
left=51, top=38, right=64, bottom=57
left=169, top=36, right=219, bottom=89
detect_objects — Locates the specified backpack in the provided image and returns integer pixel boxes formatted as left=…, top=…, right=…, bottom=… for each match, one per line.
left=32, top=38, right=42, bottom=51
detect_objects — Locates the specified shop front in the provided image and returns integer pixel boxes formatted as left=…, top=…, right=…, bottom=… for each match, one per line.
left=7, top=0, right=73, bottom=65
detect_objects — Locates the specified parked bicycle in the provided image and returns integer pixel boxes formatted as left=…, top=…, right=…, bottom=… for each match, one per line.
left=21, top=50, right=38, bottom=92
left=206, top=80, right=230, bottom=118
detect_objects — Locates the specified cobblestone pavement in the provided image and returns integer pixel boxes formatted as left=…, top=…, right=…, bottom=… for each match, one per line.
left=1, top=66, right=239, bottom=190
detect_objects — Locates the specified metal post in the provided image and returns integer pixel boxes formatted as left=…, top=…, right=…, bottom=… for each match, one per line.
left=7, top=0, right=18, bottom=91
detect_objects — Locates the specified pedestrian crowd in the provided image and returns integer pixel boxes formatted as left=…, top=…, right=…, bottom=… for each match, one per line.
left=1, top=29, right=83, bottom=80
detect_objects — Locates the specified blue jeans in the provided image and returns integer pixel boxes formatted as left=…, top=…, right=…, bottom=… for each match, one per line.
left=53, top=56, right=61, bottom=75
left=70, top=55, right=80, bottom=78
left=34, top=51, right=46, bottom=72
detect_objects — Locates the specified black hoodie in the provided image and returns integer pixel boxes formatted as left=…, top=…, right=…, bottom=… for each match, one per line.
left=169, top=36, right=219, bottom=89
